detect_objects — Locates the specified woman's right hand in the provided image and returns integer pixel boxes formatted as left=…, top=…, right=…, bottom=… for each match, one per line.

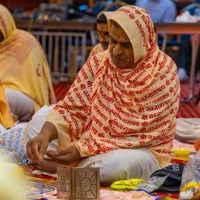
left=26, top=135, right=49, bottom=164
left=26, top=121, right=58, bottom=164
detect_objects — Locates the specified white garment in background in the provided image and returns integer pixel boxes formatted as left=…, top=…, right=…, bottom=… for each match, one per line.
left=5, top=88, right=34, bottom=122
left=24, top=104, right=57, bottom=151
left=176, top=118, right=200, bottom=143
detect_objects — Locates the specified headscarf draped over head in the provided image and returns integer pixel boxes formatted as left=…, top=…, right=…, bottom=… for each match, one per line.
left=108, top=5, right=157, bottom=64
left=97, top=11, right=113, bottom=21
left=47, top=5, right=180, bottom=168
left=0, top=4, right=56, bottom=112
left=0, top=4, right=16, bottom=39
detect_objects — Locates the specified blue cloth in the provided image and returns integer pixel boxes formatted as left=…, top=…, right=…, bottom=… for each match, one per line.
left=182, top=2, right=200, bottom=16
left=180, top=2, right=200, bottom=41
left=135, top=0, right=176, bottom=23
left=0, top=127, right=28, bottom=165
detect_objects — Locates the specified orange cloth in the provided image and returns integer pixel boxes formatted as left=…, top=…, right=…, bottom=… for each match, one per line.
left=0, top=83, right=14, bottom=128
left=47, top=5, right=180, bottom=168
left=0, top=4, right=56, bottom=112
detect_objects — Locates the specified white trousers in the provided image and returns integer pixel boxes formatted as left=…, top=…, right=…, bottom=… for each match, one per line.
left=5, top=88, right=34, bottom=122
left=25, top=105, right=161, bottom=185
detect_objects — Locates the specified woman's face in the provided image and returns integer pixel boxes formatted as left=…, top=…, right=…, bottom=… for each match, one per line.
left=109, top=22, right=134, bottom=68
left=0, top=31, right=4, bottom=43
left=96, top=23, right=109, bottom=50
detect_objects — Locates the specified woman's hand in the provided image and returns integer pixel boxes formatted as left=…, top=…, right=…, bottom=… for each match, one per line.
left=45, top=143, right=81, bottom=165
left=26, top=121, right=58, bottom=164
left=26, top=135, right=49, bottom=164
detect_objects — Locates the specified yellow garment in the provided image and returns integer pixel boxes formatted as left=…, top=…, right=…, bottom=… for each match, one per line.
left=111, top=179, right=145, bottom=190
left=0, top=161, right=27, bottom=200
left=47, top=5, right=180, bottom=168
left=0, top=4, right=56, bottom=112
left=0, top=83, right=14, bottom=128
left=180, top=182, right=200, bottom=192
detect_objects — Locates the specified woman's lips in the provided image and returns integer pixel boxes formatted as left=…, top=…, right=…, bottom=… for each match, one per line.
left=112, top=55, right=123, bottom=63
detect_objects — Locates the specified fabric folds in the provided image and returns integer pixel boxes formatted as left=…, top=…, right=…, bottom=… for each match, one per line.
left=0, top=4, right=56, bottom=112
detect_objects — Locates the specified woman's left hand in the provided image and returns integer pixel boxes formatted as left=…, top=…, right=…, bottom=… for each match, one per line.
left=45, top=143, right=81, bottom=165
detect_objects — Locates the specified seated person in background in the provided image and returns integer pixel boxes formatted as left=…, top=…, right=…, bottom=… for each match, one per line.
left=26, top=5, right=180, bottom=185
left=135, top=0, right=177, bottom=23
left=175, top=0, right=200, bottom=82
left=176, top=100, right=200, bottom=143
left=0, top=4, right=56, bottom=123
left=181, top=0, right=200, bottom=15
left=88, top=11, right=113, bottom=59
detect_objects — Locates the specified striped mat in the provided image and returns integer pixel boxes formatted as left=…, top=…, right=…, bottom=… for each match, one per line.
left=53, top=81, right=200, bottom=118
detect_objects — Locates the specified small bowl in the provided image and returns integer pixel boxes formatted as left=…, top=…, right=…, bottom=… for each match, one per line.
left=173, top=147, right=191, bottom=160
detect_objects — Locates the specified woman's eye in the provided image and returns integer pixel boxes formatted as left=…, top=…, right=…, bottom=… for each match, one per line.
left=123, top=43, right=131, bottom=48
left=109, top=37, right=116, bottom=44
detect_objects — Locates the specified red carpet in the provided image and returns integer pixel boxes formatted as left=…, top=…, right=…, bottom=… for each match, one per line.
left=53, top=81, right=70, bottom=102
left=178, top=81, right=200, bottom=118
left=53, top=81, right=200, bottom=118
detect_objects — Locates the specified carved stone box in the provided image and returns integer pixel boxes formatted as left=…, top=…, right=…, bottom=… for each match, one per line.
left=57, top=165, right=100, bottom=200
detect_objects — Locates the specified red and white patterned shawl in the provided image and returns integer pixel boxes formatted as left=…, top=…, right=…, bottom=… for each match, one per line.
left=88, top=43, right=104, bottom=60
left=47, top=5, right=180, bottom=168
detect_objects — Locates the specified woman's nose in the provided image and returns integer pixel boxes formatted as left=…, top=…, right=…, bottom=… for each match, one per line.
left=96, top=31, right=109, bottom=41
left=113, top=43, right=123, bottom=55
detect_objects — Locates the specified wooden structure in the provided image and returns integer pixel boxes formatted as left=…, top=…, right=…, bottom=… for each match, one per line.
left=0, top=0, right=48, bottom=10
left=15, top=19, right=200, bottom=97
left=0, top=0, right=194, bottom=13
left=0, top=0, right=92, bottom=11
left=32, top=31, right=87, bottom=82
left=57, top=165, right=100, bottom=200
left=15, top=19, right=94, bottom=82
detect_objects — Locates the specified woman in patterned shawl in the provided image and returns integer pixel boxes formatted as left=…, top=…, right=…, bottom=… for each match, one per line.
left=0, top=4, right=56, bottom=122
left=26, top=5, right=180, bottom=184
